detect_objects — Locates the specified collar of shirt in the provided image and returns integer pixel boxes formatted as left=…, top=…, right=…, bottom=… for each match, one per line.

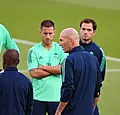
left=80, top=40, right=93, bottom=46
left=69, top=46, right=84, bottom=54
left=4, top=67, right=18, bottom=72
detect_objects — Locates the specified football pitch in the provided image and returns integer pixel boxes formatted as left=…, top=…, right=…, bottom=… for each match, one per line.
left=0, top=0, right=120, bottom=114
left=1, top=39, right=119, bottom=115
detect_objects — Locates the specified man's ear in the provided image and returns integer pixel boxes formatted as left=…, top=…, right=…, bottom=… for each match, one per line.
left=69, top=38, right=74, bottom=45
left=93, top=30, right=96, bottom=36
left=39, top=30, right=41, bottom=34
left=3, top=58, right=6, bottom=65
left=2, top=58, right=6, bottom=70
left=54, top=30, right=56, bottom=35
left=17, top=59, right=20, bottom=65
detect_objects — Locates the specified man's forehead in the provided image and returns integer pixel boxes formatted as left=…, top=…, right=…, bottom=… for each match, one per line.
left=41, top=26, right=55, bottom=31
left=81, top=23, right=93, bottom=28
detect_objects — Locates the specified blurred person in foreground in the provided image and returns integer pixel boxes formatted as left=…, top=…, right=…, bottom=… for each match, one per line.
left=0, top=49, right=33, bottom=115
left=0, top=24, right=20, bottom=53
left=0, top=24, right=20, bottom=72
left=55, top=28, right=102, bottom=115
left=79, top=18, right=106, bottom=115
left=27, top=20, right=66, bottom=115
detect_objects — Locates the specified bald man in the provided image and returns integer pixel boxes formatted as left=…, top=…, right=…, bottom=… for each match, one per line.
left=55, top=28, right=102, bottom=115
left=0, top=49, right=33, bottom=115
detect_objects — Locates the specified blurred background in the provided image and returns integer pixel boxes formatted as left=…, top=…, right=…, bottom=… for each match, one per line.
left=0, top=0, right=120, bottom=114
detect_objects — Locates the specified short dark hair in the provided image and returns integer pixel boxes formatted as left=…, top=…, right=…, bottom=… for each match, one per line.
left=40, top=20, right=55, bottom=30
left=80, top=18, right=97, bottom=31
left=3, top=49, right=19, bottom=67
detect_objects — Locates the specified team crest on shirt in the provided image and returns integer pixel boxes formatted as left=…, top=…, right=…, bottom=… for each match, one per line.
left=54, top=53, right=59, bottom=59
left=39, top=56, right=43, bottom=59
left=90, top=51, right=94, bottom=55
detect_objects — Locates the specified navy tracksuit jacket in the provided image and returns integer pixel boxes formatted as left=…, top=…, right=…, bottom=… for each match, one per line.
left=80, top=41, right=106, bottom=81
left=80, top=41, right=106, bottom=115
left=0, top=67, right=33, bottom=115
left=61, top=46, right=102, bottom=115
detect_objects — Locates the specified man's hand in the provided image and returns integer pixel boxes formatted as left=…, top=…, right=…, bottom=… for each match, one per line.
left=94, top=97, right=99, bottom=111
left=55, top=111, right=61, bottom=115
left=55, top=101, right=68, bottom=115
left=38, top=65, right=61, bottom=75
left=38, top=65, right=49, bottom=71
left=29, top=68, right=51, bottom=78
left=38, top=65, right=43, bottom=70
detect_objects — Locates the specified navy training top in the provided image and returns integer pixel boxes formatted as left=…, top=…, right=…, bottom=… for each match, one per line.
left=61, top=46, right=102, bottom=115
left=0, top=67, right=33, bottom=115
left=80, top=41, right=106, bottom=81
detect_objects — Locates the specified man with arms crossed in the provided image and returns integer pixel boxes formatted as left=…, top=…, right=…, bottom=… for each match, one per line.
left=55, top=28, right=102, bottom=115
left=79, top=18, right=106, bottom=115
left=27, top=20, right=66, bottom=115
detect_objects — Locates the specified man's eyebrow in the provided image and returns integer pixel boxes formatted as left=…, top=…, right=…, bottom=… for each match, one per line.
left=87, top=29, right=92, bottom=31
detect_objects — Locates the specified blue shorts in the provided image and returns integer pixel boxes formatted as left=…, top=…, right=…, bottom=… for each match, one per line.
left=32, top=100, right=59, bottom=115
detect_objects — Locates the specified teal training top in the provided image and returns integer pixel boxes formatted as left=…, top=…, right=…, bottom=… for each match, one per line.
left=27, top=42, right=67, bottom=102
left=0, top=24, right=20, bottom=53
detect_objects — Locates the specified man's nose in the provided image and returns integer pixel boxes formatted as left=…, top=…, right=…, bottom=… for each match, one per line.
left=46, top=34, right=50, bottom=38
left=59, top=42, right=62, bottom=46
left=59, top=42, right=61, bottom=46
left=84, top=29, right=88, bottom=34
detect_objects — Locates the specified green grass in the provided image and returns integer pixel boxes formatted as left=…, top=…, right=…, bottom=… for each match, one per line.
left=0, top=0, right=120, bottom=57
left=99, top=72, right=120, bottom=114
left=1, top=42, right=120, bottom=115
left=0, top=0, right=120, bottom=114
